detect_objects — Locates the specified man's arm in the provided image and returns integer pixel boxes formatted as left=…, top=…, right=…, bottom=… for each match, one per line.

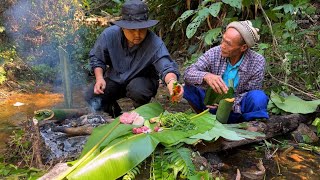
left=93, top=67, right=106, bottom=94
left=89, top=30, right=110, bottom=73
left=184, top=47, right=228, bottom=94
left=89, top=29, right=111, bottom=95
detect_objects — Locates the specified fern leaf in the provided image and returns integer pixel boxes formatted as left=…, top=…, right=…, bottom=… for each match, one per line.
left=165, top=145, right=196, bottom=178
left=122, top=164, right=141, bottom=180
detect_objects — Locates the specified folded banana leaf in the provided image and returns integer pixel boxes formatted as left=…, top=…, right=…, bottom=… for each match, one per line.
left=204, top=87, right=234, bottom=105
left=216, top=99, right=233, bottom=123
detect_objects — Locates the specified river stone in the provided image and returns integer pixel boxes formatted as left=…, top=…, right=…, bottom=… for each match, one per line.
left=291, top=123, right=319, bottom=143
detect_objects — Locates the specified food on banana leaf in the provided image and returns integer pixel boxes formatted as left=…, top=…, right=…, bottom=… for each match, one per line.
left=149, top=116, right=159, bottom=123
left=132, top=126, right=151, bottom=134
left=120, top=111, right=144, bottom=125
left=153, top=126, right=163, bottom=132
left=159, top=112, right=196, bottom=131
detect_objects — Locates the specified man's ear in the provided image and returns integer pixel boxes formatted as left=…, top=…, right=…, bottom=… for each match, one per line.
left=240, top=44, right=248, bottom=52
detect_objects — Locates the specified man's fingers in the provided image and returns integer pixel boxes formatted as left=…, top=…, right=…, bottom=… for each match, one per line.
left=94, top=84, right=104, bottom=94
left=206, top=105, right=218, bottom=109
left=211, top=81, right=223, bottom=94
left=216, top=77, right=228, bottom=93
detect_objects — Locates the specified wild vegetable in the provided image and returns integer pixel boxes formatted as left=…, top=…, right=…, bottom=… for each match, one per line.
left=159, top=112, right=196, bottom=131
left=170, top=82, right=182, bottom=103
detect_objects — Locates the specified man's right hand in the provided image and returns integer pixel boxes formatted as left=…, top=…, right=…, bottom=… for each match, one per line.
left=203, top=73, right=228, bottom=94
left=94, top=78, right=106, bottom=94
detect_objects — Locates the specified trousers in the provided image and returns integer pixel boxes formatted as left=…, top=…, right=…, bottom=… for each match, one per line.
left=183, top=84, right=269, bottom=123
left=85, top=77, right=159, bottom=118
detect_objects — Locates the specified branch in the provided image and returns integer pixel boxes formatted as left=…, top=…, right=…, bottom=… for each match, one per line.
left=267, top=70, right=318, bottom=99
left=258, top=0, right=278, bottom=48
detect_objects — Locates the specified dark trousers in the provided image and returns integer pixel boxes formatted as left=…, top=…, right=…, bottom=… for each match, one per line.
left=85, top=77, right=159, bottom=118
left=183, top=84, right=269, bottom=123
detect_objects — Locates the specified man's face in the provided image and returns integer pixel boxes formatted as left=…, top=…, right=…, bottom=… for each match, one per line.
left=220, top=28, right=247, bottom=58
left=123, top=28, right=148, bottom=46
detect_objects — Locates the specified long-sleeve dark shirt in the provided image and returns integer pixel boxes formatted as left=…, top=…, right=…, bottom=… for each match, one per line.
left=89, top=25, right=179, bottom=84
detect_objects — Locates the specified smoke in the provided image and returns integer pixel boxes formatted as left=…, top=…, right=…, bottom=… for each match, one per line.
left=4, top=0, right=87, bottom=87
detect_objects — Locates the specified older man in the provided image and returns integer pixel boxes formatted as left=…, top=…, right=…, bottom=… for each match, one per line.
left=183, top=21, right=269, bottom=123
left=86, top=0, right=183, bottom=117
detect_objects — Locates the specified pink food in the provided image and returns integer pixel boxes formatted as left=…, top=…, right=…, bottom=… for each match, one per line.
left=132, top=126, right=151, bottom=134
left=120, top=111, right=144, bottom=125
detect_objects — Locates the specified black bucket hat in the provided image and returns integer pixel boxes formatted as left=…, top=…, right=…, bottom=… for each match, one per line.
left=113, top=0, right=158, bottom=29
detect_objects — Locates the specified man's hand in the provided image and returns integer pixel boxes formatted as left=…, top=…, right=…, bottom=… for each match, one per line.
left=94, top=78, right=106, bottom=94
left=204, top=73, right=228, bottom=94
left=167, top=80, right=183, bottom=103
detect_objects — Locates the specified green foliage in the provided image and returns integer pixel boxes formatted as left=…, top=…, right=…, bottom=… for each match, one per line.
left=152, top=144, right=196, bottom=179
left=190, top=121, right=265, bottom=142
left=0, top=162, right=44, bottom=179
left=4, top=130, right=32, bottom=165
left=0, top=67, right=6, bottom=84
left=160, top=112, right=195, bottom=131
left=311, top=118, right=320, bottom=136
left=31, top=64, right=57, bottom=83
left=0, top=46, right=17, bottom=84
left=269, top=91, right=320, bottom=114
left=122, top=164, right=141, bottom=180
left=262, top=0, right=319, bottom=95
left=60, top=102, right=263, bottom=179
left=204, top=87, right=234, bottom=105
left=164, top=145, right=196, bottom=178
left=222, top=0, right=241, bottom=9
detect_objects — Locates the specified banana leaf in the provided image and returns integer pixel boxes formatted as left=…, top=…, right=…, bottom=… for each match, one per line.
left=204, top=87, right=234, bottom=105
left=189, top=121, right=252, bottom=141
left=66, top=105, right=215, bottom=180
left=56, top=103, right=163, bottom=180
left=68, top=134, right=160, bottom=180
left=81, top=102, right=163, bottom=156
left=216, top=99, right=233, bottom=123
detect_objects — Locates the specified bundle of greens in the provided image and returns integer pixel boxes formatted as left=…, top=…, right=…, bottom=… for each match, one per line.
left=159, top=112, right=196, bottom=131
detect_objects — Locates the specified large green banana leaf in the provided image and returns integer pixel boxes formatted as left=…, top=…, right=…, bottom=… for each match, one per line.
left=68, top=134, right=160, bottom=180
left=81, top=102, right=163, bottom=156
left=56, top=103, right=163, bottom=180
left=67, top=104, right=216, bottom=180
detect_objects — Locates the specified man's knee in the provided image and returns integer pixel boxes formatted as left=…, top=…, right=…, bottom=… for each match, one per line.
left=126, top=77, right=158, bottom=105
left=244, top=90, right=268, bottom=108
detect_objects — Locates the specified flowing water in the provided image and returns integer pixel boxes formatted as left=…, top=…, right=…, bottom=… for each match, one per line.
left=0, top=93, right=63, bottom=152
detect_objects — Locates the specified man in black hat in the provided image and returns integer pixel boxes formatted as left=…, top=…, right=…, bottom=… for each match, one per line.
left=86, top=0, right=183, bottom=117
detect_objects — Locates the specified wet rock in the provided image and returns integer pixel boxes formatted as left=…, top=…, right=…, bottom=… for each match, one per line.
left=241, top=159, right=266, bottom=180
left=192, top=152, right=212, bottom=171
left=291, top=123, right=319, bottom=143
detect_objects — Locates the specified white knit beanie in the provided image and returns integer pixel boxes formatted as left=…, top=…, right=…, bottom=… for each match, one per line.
left=226, top=20, right=260, bottom=48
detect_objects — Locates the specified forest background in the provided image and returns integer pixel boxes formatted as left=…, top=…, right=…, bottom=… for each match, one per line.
left=0, top=0, right=319, bottom=99
left=0, top=0, right=319, bottom=178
